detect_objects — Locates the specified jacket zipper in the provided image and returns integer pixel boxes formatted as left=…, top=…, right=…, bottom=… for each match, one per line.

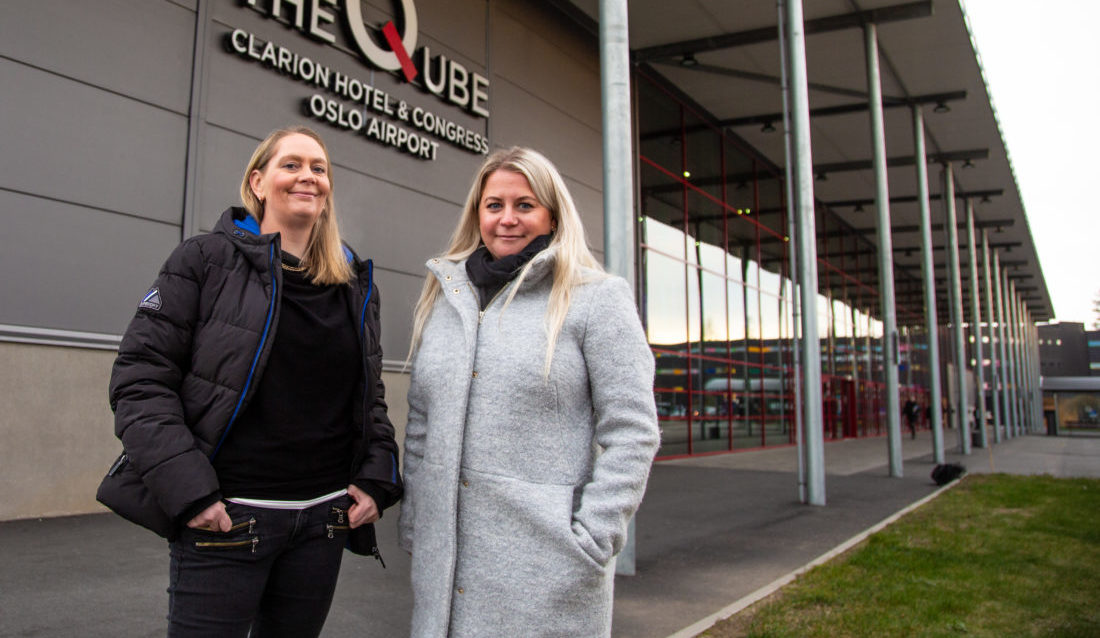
left=211, top=243, right=279, bottom=458
left=354, top=259, right=391, bottom=567
left=475, top=281, right=512, bottom=325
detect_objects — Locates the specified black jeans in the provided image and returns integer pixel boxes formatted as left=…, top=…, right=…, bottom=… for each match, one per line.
left=167, top=495, right=352, bottom=638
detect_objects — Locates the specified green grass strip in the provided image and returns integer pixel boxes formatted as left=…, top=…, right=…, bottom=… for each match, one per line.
left=703, top=474, right=1100, bottom=638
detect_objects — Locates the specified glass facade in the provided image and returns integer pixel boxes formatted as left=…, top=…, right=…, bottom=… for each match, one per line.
left=636, top=70, right=930, bottom=459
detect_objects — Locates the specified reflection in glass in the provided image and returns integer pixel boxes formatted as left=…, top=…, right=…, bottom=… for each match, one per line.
left=645, top=248, right=687, bottom=346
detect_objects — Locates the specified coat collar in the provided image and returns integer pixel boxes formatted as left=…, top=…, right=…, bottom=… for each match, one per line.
left=215, top=207, right=278, bottom=274
left=425, top=247, right=556, bottom=290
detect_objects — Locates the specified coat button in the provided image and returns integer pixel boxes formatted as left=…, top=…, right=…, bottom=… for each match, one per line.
left=471, top=371, right=478, bottom=378
left=432, top=258, right=440, bottom=264
left=457, top=587, right=464, bottom=594
left=453, top=288, right=460, bottom=294
left=445, top=275, right=452, bottom=281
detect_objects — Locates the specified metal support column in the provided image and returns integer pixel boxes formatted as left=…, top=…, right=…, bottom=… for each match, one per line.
left=1006, top=277, right=1022, bottom=437
left=1012, top=292, right=1027, bottom=433
left=782, top=0, right=826, bottom=505
left=965, top=201, right=987, bottom=447
left=912, top=106, right=944, bottom=463
left=600, top=0, right=634, bottom=287
left=982, top=232, right=1001, bottom=443
left=864, top=23, right=902, bottom=476
left=1032, top=318, right=1042, bottom=431
left=993, top=253, right=1013, bottom=439
left=777, top=0, right=805, bottom=501
left=598, top=0, right=637, bottom=575
left=1020, top=305, right=1029, bottom=433
left=1014, top=292, right=1026, bottom=434
left=942, top=166, right=970, bottom=453
left=1028, top=315, right=1037, bottom=432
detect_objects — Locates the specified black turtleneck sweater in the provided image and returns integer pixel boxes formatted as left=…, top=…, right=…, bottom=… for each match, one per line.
left=212, top=255, right=360, bottom=500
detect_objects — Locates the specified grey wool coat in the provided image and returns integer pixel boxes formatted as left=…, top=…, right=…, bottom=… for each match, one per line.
left=398, top=251, right=659, bottom=637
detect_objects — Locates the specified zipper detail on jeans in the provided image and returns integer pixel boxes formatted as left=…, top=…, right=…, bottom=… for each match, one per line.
left=217, top=517, right=256, bottom=535
left=194, top=537, right=259, bottom=553
left=326, top=523, right=351, bottom=539
left=331, top=507, right=346, bottom=524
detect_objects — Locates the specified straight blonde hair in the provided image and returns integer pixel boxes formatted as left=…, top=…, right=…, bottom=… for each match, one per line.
left=239, top=125, right=353, bottom=285
left=409, top=147, right=605, bottom=374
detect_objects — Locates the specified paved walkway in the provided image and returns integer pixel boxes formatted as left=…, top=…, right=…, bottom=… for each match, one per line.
left=1, top=432, right=1096, bottom=637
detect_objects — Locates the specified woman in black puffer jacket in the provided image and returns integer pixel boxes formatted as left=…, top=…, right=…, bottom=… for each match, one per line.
left=103, top=126, right=401, bottom=637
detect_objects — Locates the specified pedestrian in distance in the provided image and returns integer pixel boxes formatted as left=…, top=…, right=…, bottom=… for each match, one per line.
left=99, top=125, right=402, bottom=637
left=398, top=147, right=660, bottom=637
left=903, top=398, right=921, bottom=439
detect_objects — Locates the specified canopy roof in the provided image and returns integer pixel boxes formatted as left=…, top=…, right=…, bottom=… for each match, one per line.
left=557, top=0, right=1052, bottom=321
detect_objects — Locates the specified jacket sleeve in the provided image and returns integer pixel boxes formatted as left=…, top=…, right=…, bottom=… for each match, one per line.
left=351, top=283, right=404, bottom=510
left=571, top=276, right=660, bottom=566
left=108, top=239, right=221, bottom=522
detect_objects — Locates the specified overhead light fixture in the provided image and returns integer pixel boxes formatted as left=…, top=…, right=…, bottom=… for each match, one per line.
left=933, top=101, right=950, bottom=113
left=680, top=53, right=698, bottom=67
left=683, top=170, right=691, bottom=179
left=761, top=120, right=776, bottom=133
left=963, top=159, right=975, bottom=169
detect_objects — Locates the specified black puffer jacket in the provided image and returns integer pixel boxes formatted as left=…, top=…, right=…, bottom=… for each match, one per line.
left=108, top=207, right=401, bottom=528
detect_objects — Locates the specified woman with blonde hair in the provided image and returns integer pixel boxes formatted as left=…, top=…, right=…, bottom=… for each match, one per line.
left=398, top=146, right=659, bottom=637
left=100, top=125, right=401, bottom=636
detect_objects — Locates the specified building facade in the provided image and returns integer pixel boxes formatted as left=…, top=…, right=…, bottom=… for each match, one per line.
left=1, top=0, right=1050, bottom=521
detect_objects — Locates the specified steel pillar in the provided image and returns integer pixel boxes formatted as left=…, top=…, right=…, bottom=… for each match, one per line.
left=965, top=201, right=987, bottom=447
left=782, top=0, right=826, bottom=505
left=1011, top=291, right=1027, bottom=434
left=598, top=0, right=637, bottom=575
left=864, top=23, right=902, bottom=476
left=982, top=232, right=1002, bottom=443
left=1006, top=277, right=1022, bottom=437
left=993, top=253, right=1013, bottom=439
left=912, top=106, right=944, bottom=463
left=777, top=0, right=805, bottom=502
left=942, top=166, right=970, bottom=453
left=1031, top=318, right=1041, bottom=431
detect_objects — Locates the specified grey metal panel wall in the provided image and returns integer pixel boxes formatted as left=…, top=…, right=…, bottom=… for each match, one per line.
left=0, top=0, right=195, bottom=334
left=0, top=190, right=182, bottom=333
left=1, top=60, right=189, bottom=226
left=0, top=0, right=195, bottom=113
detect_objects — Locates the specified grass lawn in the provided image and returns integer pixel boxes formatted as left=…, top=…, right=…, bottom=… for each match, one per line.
left=701, top=474, right=1100, bottom=638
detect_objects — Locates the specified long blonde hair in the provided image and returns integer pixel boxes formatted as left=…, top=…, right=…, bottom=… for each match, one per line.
left=239, top=125, right=353, bottom=285
left=409, top=147, right=605, bottom=374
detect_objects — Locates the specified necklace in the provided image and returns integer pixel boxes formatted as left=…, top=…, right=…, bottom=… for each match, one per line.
left=281, top=261, right=307, bottom=272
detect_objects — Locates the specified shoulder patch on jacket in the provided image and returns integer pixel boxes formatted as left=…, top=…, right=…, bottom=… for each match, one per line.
left=139, top=287, right=162, bottom=311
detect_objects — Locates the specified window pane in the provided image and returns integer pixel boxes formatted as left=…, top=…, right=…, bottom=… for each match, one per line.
left=644, top=248, right=687, bottom=346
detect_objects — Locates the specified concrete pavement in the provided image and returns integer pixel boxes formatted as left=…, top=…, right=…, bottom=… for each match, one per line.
left=1, top=431, right=1095, bottom=637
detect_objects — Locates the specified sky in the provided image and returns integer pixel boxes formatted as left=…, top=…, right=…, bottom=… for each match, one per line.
left=961, top=0, right=1100, bottom=327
